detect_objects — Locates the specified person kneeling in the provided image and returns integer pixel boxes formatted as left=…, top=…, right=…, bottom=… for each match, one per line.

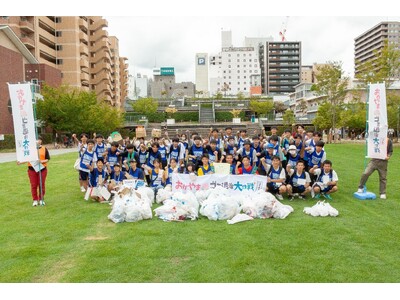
left=286, top=160, right=312, bottom=201
left=262, top=155, right=287, bottom=201
left=310, top=160, right=338, bottom=200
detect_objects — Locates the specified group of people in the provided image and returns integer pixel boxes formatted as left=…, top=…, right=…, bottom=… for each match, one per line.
left=16, top=123, right=393, bottom=206
left=73, top=125, right=341, bottom=202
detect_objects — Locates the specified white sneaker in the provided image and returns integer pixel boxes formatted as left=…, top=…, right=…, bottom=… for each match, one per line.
left=32, top=200, right=38, bottom=207
left=276, top=194, right=283, bottom=201
left=380, top=194, right=386, bottom=199
left=39, top=200, right=45, bottom=206
left=357, top=188, right=363, bottom=193
left=80, top=186, right=86, bottom=192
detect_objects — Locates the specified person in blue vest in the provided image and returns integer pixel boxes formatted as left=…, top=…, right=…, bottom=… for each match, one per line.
left=311, top=160, right=339, bottom=200
left=87, top=158, right=108, bottom=202
left=137, top=143, right=149, bottom=170
left=304, top=131, right=322, bottom=171
left=257, top=143, right=275, bottom=175
left=237, top=129, right=248, bottom=149
left=204, top=139, right=221, bottom=164
left=104, top=141, right=121, bottom=173
left=261, top=155, right=287, bottom=201
left=169, top=137, right=185, bottom=166
left=307, top=140, right=326, bottom=174
left=157, top=138, right=169, bottom=169
left=235, top=155, right=258, bottom=175
left=106, top=162, right=126, bottom=192
left=223, top=136, right=238, bottom=160
left=236, top=140, right=257, bottom=168
left=293, top=133, right=304, bottom=159
left=143, top=159, right=165, bottom=199
left=251, top=135, right=263, bottom=167
left=164, top=158, right=178, bottom=185
left=94, top=134, right=106, bottom=162
left=125, top=160, right=144, bottom=180
left=285, top=144, right=301, bottom=175
left=197, top=154, right=214, bottom=176
left=286, top=160, right=312, bottom=200
left=188, top=135, right=205, bottom=170
left=209, top=128, right=224, bottom=150
left=78, top=139, right=97, bottom=192
left=147, top=142, right=162, bottom=169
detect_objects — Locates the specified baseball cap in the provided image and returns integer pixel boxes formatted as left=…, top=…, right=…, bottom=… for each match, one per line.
left=267, top=143, right=275, bottom=148
left=288, top=145, right=296, bottom=151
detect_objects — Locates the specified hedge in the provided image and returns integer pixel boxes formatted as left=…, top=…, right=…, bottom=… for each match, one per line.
left=0, top=133, right=53, bottom=150
left=215, top=111, right=246, bottom=122
left=173, top=112, right=199, bottom=122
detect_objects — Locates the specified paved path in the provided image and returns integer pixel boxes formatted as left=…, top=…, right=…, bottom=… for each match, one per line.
left=0, top=147, right=77, bottom=163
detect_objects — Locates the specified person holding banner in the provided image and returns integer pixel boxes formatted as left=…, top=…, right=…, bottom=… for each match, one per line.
left=17, top=136, right=50, bottom=207
left=357, top=138, right=393, bottom=199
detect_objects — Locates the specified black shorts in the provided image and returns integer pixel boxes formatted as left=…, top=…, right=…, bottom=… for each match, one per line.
left=292, top=186, right=306, bottom=194
left=79, top=170, right=89, bottom=181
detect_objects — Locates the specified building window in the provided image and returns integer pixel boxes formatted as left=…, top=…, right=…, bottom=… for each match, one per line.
left=55, top=17, right=62, bottom=23
left=237, top=76, right=240, bottom=79
left=237, top=65, right=240, bottom=68
left=254, top=59, right=258, bottom=62
left=55, top=31, right=62, bottom=37
left=228, top=54, right=231, bottom=57
left=56, top=45, right=63, bottom=51
left=56, top=59, right=63, bottom=65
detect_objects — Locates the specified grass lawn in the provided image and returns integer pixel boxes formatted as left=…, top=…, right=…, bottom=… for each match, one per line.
left=0, top=143, right=399, bottom=283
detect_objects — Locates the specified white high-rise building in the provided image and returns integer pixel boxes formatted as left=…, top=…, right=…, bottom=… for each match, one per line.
left=221, top=30, right=232, bottom=48
left=195, top=53, right=209, bottom=97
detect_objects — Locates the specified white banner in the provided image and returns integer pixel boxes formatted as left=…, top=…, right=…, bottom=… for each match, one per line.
left=367, top=83, right=388, bottom=159
left=8, top=83, right=38, bottom=162
left=172, top=173, right=266, bottom=195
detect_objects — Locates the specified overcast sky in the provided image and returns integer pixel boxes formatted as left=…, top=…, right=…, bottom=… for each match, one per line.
left=105, top=16, right=399, bottom=82
left=10, top=0, right=400, bottom=84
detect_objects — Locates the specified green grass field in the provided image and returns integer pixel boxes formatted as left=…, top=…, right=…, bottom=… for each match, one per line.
left=0, top=143, right=399, bottom=283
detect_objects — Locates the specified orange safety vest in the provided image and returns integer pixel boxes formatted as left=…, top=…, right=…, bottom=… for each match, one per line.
left=28, top=146, right=47, bottom=168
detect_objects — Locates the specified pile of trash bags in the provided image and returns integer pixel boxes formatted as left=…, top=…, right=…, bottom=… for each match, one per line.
left=303, top=201, right=339, bottom=217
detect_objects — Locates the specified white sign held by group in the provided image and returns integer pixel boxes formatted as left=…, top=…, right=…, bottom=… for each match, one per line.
left=8, top=83, right=38, bottom=162
left=367, top=83, right=388, bottom=159
left=172, top=173, right=266, bottom=195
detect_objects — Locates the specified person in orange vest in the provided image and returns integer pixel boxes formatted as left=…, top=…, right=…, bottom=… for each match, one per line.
left=17, top=136, right=50, bottom=207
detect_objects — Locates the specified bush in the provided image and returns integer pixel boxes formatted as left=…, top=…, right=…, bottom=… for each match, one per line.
left=174, top=112, right=199, bottom=122
left=215, top=111, right=246, bottom=122
left=0, top=134, right=16, bottom=150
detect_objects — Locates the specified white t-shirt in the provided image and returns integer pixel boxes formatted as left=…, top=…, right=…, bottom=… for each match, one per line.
left=314, top=168, right=339, bottom=183
left=288, top=169, right=311, bottom=186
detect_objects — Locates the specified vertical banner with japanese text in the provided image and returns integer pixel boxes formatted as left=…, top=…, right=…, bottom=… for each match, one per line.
left=172, top=173, right=267, bottom=195
left=367, top=83, right=388, bottom=159
left=8, top=83, right=38, bottom=162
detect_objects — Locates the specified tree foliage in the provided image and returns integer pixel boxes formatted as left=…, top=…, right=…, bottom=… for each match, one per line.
left=313, top=102, right=343, bottom=131
left=312, top=61, right=349, bottom=131
left=249, top=99, right=274, bottom=116
left=131, top=97, right=158, bottom=115
left=273, top=101, right=287, bottom=114
left=282, top=109, right=295, bottom=127
left=37, top=85, right=124, bottom=134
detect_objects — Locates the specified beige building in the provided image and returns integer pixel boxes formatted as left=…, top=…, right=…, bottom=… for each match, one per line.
left=354, top=21, right=400, bottom=78
left=0, top=16, right=128, bottom=108
left=301, top=63, right=329, bottom=84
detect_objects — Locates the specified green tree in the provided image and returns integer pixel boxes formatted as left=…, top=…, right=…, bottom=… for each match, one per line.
left=313, top=102, right=342, bottom=131
left=249, top=99, right=274, bottom=117
left=273, top=101, right=287, bottom=114
left=215, top=92, right=223, bottom=100
left=37, top=85, right=124, bottom=134
left=340, top=100, right=366, bottom=131
left=237, top=91, right=245, bottom=100
left=131, top=97, right=158, bottom=115
left=282, top=109, right=295, bottom=127
left=312, top=61, right=349, bottom=134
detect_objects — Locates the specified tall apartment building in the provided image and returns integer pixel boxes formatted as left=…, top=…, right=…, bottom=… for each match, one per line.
left=354, top=21, right=400, bottom=78
left=0, top=16, right=128, bottom=108
left=301, top=63, right=328, bottom=84
left=259, top=41, right=301, bottom=95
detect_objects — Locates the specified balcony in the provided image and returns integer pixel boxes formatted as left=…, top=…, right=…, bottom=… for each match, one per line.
left=80, top=72, right=90, bottom=82
left=20, top=36, right=35, bottom=49
left=79, top=17, right=88, bottom=30
left=79, top=44, right=88, bottom=55
left=90, top=29, right=108, bottom=42
left=19, top=20, right=34, bottom=33
left=80, top=59, right=89, bottom=69
left=79, top=31, right=87, bottom=42
left=91, top=18, right=108, bottom=31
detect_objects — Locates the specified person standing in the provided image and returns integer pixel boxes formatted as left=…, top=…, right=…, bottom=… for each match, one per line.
left=17, top=136, right=50, bottom=207
left=357, top=138, right=393, bottom=199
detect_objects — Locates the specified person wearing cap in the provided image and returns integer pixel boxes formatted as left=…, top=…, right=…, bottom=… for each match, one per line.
left=286, top=144, right=301, bottom=175
left=17, top=136, right=50, bottom=207
left=236, top=139, right=257, bottom=168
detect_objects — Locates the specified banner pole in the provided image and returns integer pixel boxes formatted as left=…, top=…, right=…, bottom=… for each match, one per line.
left=32, top=84, right=44, bottom=205
left=363, top=84, right=370, bottom=192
